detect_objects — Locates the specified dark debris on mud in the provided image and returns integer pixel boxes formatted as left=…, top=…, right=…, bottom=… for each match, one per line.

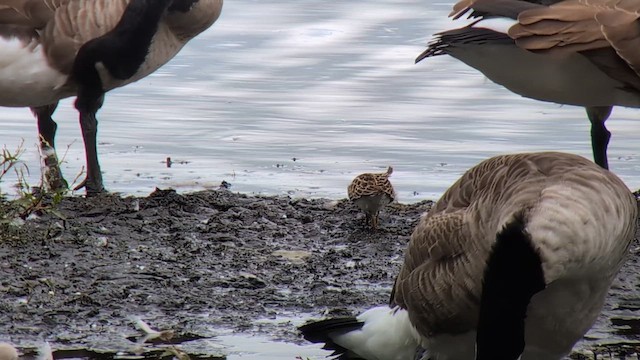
left=0, top=189, right=639, bottom=359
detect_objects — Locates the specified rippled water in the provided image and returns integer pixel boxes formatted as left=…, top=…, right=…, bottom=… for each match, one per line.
left=1, top=1, right=640, bottom=358
left=1, top=0, right=639, bottom=202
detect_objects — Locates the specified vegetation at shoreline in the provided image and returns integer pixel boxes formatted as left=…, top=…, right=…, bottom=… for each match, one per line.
left=0, top=143, right=67, bottom=241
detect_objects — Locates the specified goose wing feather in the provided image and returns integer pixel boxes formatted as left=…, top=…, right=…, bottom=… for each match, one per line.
left=0, top=0, right=129, bottom=74
left=392, top=155, right=521, bottom=336
left=511, top=0, right=640, bottom=79
left=450, top=0, right=557, bottom=20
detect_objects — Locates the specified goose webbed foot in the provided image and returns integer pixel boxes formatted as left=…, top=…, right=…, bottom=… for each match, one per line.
left=73, top=177, right=105, bottom=195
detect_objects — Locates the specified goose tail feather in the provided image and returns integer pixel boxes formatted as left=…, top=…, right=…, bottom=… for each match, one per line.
left=299, top=306, right=422, bottom=360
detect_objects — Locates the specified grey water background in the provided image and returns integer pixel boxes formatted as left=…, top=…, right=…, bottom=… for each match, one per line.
left=1, top=0, right=639, bottom=202
left=1, top=1, right=640, bottom=359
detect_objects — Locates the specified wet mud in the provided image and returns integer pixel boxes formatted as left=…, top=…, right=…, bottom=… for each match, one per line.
left=0, top=189, right=638, bottom=359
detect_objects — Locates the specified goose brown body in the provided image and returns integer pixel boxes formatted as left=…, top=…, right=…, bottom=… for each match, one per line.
left=392, top=151, right=636, bottom=358
left=0, top=0, right=222, bottom=104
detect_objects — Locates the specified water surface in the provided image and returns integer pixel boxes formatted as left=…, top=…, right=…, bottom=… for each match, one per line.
left=1, top=0, right=638, bottom=202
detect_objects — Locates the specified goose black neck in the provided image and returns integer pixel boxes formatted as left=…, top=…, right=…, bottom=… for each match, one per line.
left=476, top=215, right=545, bottom=360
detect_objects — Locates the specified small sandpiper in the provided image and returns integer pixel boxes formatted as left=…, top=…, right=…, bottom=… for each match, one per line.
left=347, top=166, right=396, bottom=229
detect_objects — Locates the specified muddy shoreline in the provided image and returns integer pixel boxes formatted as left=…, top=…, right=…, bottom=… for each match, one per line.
left=0, top=189, right=639, bottom=359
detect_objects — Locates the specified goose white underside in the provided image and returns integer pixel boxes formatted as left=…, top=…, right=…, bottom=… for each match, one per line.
left=330, top=306, right=421, bottom=360
left=0, top=37, right=70, bottom=107
left=330, top=274, right=612, bottom=360
left=452, top=21, right=640, bottom=108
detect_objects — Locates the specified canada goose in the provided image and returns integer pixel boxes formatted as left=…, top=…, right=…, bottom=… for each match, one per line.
left=415, top=0, right=640, bottom=170
left=348, top=166, right=396, bottom=229
left=300, top=152, right=637, bottom=360
left=0, top=0, right=224, bottom=194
